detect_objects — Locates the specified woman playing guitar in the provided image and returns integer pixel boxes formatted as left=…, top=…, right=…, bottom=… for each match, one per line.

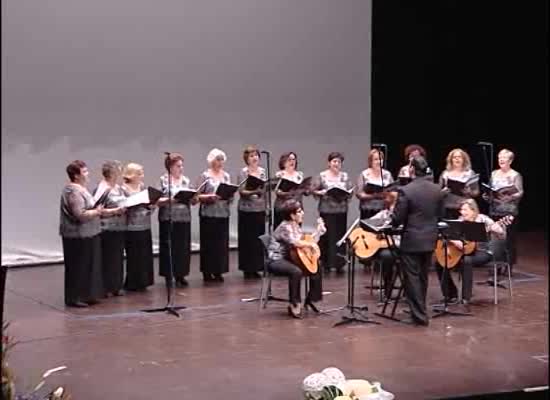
left=266, top=199, right=326, bottom=319
left=434, top=198, right=512, bottom=306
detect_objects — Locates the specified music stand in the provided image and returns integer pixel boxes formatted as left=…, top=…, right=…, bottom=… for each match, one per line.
left=322, top=219, right=380, bottom=327
left=432, top=220, right=486, bottom=318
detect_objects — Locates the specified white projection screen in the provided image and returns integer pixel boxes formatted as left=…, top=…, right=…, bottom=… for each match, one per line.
left=1, top=0, right=372, bottom=267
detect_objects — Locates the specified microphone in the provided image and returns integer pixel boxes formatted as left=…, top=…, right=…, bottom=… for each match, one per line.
left=477, top=142, right=493, bottom=147
left=260, top=150, right=271, bottom=154
left=372, top=143, right=387, bottom=148
left=164, top=151, right=171, bottom=156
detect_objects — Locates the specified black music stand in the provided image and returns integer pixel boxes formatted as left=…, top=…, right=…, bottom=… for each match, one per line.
left=322, top=219, right=380, bottom=327
left=432, top=220, right=487, bottom=318
left=359, top=218, right=407, bottom=323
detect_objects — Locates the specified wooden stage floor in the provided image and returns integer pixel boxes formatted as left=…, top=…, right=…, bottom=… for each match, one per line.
left=3, top=232, right=548, bottom=399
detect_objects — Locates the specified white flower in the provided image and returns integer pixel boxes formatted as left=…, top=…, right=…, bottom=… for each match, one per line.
left=321, top=367, right=346, bottom=386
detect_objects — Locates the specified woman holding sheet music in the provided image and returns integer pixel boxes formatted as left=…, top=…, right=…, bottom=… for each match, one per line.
left=273, top=152, right=310, bottom=229
left=157, top=153, right=193, bottom=288
left=196, top=148, right=234, bottom=282
left=311, top=152, right=353, bottom=274
left=438, top=148, right=480, bottom=219
left=59, top=160, right=105, bottom=307
left=121, top=163, right=155, bottom=291
left=355, top=149, right=394, bottom=219
left=484, top=149, right=524, bottom=271
left=398, top=144, right=427, bottom=181
left=94, top=160, right=127, bottom=297
left=237, top=146, right=267, bottom=279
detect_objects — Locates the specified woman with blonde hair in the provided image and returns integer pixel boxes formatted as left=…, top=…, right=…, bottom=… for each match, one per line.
left=438, top=148, right=480, bottom=219
left=122, top=162, right=155, bottom=291
left=196, top=148, right=233, bottom=282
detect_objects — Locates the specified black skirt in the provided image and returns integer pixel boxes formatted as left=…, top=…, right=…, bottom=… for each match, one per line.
left=124, top=229, right=154, bottom=291
left=238, top=210, right=265, bottom=273
left=319, top=212, right=348, bottom=271
left=62, top=235, right=103, bottom=305
left=100, top=230, right=125, bottom=294
left=199, top=217, right=229, bottom=275
left=159, top=221, right=191, bottom=279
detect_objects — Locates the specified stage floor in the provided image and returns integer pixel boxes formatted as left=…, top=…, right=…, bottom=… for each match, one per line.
left=3, top=232, right=548, bottom=399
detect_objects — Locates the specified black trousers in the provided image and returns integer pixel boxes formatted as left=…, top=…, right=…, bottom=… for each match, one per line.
left=267, top=258, right=322, bottom=305
left=399, top=251, right=432, bottom=324
left=62, top=235, right=103, bottom=305
left=199, top=216, right=229, bottom=276
left=319, top=212, right=347, bottom=271
left=375, top=248, right=396, bottom=298
left=436, top=250, right=492, bottom=301
left=100, top=230, right=125, bottom=295
left=238, top=210, right=265, bottom=273
left=159, top=221, right=191, bottom=280
left=124, top=230, right=154, bottom=291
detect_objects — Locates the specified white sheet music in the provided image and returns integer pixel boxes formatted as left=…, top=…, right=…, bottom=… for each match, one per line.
left=121, top=189, right=149, bottom=208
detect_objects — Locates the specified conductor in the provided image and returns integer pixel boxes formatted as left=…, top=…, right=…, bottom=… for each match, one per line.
left=390, top=156, right=444, bottom=326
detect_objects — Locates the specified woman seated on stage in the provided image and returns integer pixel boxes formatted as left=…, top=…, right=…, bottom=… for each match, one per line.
left=273, top=152, right=309, bottom=229
left=362, top=191, right=400, bottom=300
left=267, top=200, right=326, bottom=319
left=483, top=148, right=523, bottom=273
left=435, top=198, right=508, bottom=306
left=397, top=144, right=427, bottom=180
left=356, top=149, right=394, bottom=219
left=438, top=148, right=480, bottom=219
left=311, top=151, right=353, bottom=274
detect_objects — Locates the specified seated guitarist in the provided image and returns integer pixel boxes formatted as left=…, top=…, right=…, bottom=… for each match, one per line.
left=435, top=198, right=507, bottom=306
left=267, top=199, right=326, bottom=318
left=366, top=191, right=400, bottom=300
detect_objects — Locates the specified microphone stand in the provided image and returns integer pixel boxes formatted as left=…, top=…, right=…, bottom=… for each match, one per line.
left=264, top=151, right=273, bottom=235
left=479, top=143, right=494, bottom=215
left=142, top=157, right=186, bottom=317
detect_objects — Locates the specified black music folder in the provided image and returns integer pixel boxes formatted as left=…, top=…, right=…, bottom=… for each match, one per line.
left=481, top=183, right=519, bottom=197
left=244, top=175, right=267, bottom=191
left=277, top=176, right=312, bottom=192
left=215, top=182, right=239, bottom=200
left=398, top=176, right=412, bottom=186
left=93, top=188, right=111, bottom=209
left=173, top=188, right=197, bottom=204
left=122, top=186, right=163, bottom=208
left=446, top=174, right=479, bottom=196
left=326, top=186, right=354, bottom=201
left=364, top=181, right=400, bottom=194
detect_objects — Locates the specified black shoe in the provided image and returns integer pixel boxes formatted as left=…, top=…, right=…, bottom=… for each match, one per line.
left=113, top=290, right=124, bottom=296
left=401, top=317, right=429, bottom=326
left=203, top=273, right=215, bottom=282
left=86, top=299, right=100, bottom=306
left=176, top=278, right=189, bottom=287
left=66, top=301, right=89, bottom=308
left=335, top=267, right=345, bottom=275
left=214, top=274, right=224, bottom=282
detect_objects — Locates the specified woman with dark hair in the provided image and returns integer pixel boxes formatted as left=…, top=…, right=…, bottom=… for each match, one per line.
left=157, top=153, right=194, bottom=288
left=237, top=145, right=266, bottom=279
left=93, top=160, right=127, bottom=297
left=398, top=144, right=427, bottom=180
left=273, top=151, right=309, bottom=229
left=311, top=152, right=353, bottom=273
left=356, top=149, right=394, bottom=219
left=59, top=160, right=105, bottom=307
left=196, top=148, right=233, bottom=283
left=122, top=163, right=155, bottom=291
left=267, top=200, right=326, bottom=318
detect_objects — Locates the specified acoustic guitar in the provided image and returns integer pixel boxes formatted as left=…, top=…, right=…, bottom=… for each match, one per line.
left=434, top=215, right=514, bottom=269
left=348, top=227, right=389, bottom=260
left=290, top=218, right=326, bottom=274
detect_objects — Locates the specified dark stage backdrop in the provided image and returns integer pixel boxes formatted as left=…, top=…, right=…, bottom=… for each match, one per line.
left=1, top=0, right=373, bottom=266
left=370, top=1, right=548, bottom=232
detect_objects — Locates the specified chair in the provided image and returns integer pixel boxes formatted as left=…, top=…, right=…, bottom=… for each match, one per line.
left=257, top=234, right=289, bottom=310
left=476, top=240, right=513, bottom=305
